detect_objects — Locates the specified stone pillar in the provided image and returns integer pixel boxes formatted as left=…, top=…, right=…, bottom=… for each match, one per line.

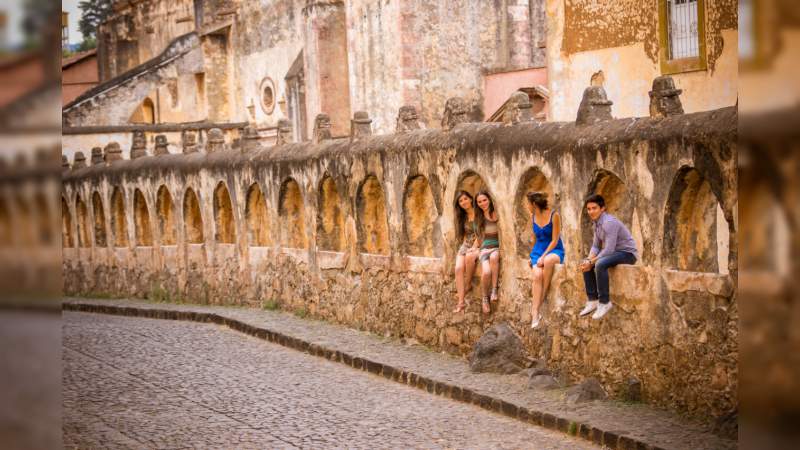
left=507, top=0, right=532, bottom=68
left=313, top=113, right=332, bottom=143
left=575, top=86, right=613, bottom=126
left=104, top=142, right=123, bottom=162
left=396, top=106, right=421, bottom=133
left=73, top=152, right=87, bottom=169
left=130, top=130, right=148, bottom=159
left=153, top=135, right=169, bottom=156
left=649, top=76, right=684, bottom=118
left=241, top=125, right=260, bottom=152
left=206, top=128, right=225, bottom=153
left=303, top=0, right=352, bottom=138
left=182, top=130, right=199, bottom=154
left=350, top=111, right=372, bottom=142
left=502, top=92, right=534, bottom=125
left=277, top=119, right=293, bottom=145
left=441, top=97, right=469, bottom=131
left=90, top=147, right=104, bottom=165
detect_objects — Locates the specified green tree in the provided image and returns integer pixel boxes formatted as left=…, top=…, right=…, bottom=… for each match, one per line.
left=78, top=0, right=113, bottom=41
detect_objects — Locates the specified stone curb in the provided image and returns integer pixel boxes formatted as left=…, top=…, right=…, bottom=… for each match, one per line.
left=63, top=301, right=667, bottom=450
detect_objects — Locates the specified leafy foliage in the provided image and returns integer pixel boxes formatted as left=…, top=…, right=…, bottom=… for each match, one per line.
left=78, top=0, right=113, bottom=41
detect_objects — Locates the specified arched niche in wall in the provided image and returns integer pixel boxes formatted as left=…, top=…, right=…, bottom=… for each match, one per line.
left=213, top=182, right=236, bottom=244
left=110, top=188, right=129, bottom=247
left=183, top=188, right=204, bottom=244
left=0, top=197, right=11, bottom=246
left=62, top=196, right=74, bottom=248
left=739, top=165, right=787, bottom=277
left=278, top=178, right=308, bottom=249
left=316, top=174, right=345, bottom=252
left=663, top=167, right=728, bottom=273
left=129, top=97, right=156, bottom=124
left=453, top=170, right=489, bottom=252
left=514, top=167, right=553, bottom=258
left=133, top=189, right=154, bottom=247
left=245, top=183, right=270, bottom=247
left=76, top=194, right=90, bottom=248
left=580, top=170, right=631, bottom=255
left=403, top=175, right=441, bottom=257
left=91, top=192, right=107, bottom=247
left=156, top=186, right=177, bottom=245
left=33, top=192, right=52, bottom=245
left=356, top=175, right=390, bottom=255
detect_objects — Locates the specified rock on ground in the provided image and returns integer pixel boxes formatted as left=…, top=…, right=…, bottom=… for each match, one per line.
left=469, top=322, right=530, bottom=374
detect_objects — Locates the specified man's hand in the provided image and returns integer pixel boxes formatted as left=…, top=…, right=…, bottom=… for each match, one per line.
left=579, top=258, right=593, bottom=272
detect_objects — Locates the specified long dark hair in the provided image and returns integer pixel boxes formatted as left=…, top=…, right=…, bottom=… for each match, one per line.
left=454, top=190, right=474, bottom=242
left=475, top=189, right=495, bottom=234
left=526, top=191, right=549, bottom=211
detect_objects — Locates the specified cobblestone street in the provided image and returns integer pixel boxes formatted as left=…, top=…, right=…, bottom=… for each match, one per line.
left=63, top=312, right=597, bottom=449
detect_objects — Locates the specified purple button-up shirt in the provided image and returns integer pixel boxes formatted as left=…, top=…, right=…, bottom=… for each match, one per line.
left=590, top=212, right=638, bottom=259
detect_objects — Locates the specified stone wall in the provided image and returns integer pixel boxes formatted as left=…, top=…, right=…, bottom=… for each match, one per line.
left=61, top=95, right=737, bottom=423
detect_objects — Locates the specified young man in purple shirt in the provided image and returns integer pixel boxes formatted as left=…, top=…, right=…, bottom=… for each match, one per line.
left=578, top=194, right=638, bottom=319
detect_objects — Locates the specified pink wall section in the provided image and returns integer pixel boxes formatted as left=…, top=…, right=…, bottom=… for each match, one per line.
left=483, top=67, right=547, bottom=120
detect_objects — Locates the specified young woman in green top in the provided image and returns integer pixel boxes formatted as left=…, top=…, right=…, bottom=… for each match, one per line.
left=476, top=190, right=500, bottom=314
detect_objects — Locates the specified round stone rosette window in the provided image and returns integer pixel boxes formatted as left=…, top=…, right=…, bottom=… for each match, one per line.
left=260, top=77, right=276, bottom=114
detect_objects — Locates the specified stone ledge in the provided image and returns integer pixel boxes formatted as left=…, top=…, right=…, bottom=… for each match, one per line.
left=663, top=270, right=733, bottom=297
left=62, top=299, right=735, bottom=450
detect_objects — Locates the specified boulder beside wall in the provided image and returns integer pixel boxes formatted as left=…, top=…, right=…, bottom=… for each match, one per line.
left=469, top=323, right=530, bottom=374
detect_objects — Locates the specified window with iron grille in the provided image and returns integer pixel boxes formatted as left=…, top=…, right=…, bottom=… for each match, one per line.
left=659, top=0, right=707, bottom=74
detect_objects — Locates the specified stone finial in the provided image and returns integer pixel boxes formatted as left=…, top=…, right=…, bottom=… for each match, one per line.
left=130, top=130, right=148, bottom=159
left=182, top=130, right=198, bottom=154
left=206, top=128, right=225, bottom=153
left=350, top=111, right=372, bottom=142
left=90, top=147, right=104, bottom=165
left=277, top=119, right=293, bottom=145
left=649, top=75, right=684, bottom=118
left=441, top=97, right=469, bottom=131
left=502, top=91, right=534, bottom=125
left=396, top=105, right=421, bottom=133
left=241, top=125, right=260, bottom=152
left=104, top=142, right=123, bottom=162
left=576, top=86, right=613, bottom=126
left=313, top=113, right=332, bottom=143
left=62, top=155, right=70, bottom=170
left=73, top=151, right=87, bottom=169
left=153, top=135, right=169, bottom=156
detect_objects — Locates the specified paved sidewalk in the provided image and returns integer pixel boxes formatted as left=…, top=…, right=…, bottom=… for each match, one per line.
left=63, top=297, right=736, bottom=450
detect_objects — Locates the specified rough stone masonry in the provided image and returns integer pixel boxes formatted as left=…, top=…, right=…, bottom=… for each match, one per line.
left=61, top=85, right=737, bottom=424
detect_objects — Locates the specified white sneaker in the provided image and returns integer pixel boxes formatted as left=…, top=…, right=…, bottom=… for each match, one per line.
left=579, top=300, right=598, bottom=316
left=531, top=313, right=542, bottom=329
left=592, top=302, right=613, bottom=319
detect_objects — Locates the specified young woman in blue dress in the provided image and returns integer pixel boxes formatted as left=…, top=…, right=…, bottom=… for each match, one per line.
left=526, top=191, right=565, bottom=328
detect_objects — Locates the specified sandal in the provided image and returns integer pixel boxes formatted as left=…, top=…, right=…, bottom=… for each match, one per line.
left=453, top=302, right=466, bottom=313
left=482, top=296, right=491, bottom=314
left=490, top=286, right=498, bottom=302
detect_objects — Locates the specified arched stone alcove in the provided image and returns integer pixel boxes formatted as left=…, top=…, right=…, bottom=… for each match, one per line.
left=183, top=188, right=204, bottom=244
left=92, top=192, right=107, bottom=247
left=403, top=175, right=441, bottom=257
left=356, top=175, right=390, bottom=255
left=317, top=175, right=345, bottom=252
left=245, top=183, right=270, bottom=247
left=62, top=197, right=74, bottom=248
left=156, top=186, right=177, bottom=245
left=213, top=182, right=236, bottom=244
left=580, top=170, right=631, bottom=255
left=0, top=197, right=12, bottom=246
left=133, top=189, right=154, bottom=247
left=278, top=178, right=308, bottom=249
left=110, top=188, right=129, bottom=247
left=76, top=195, right=90, bottom=248
left=33, top=193, right=52, bottom=245
left=513, top=168, right=553, bottom=258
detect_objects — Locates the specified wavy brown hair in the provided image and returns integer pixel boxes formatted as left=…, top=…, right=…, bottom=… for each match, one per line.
left=453, top=190, right=475, bottom=242
left=474, top=189, right=496, bottom=235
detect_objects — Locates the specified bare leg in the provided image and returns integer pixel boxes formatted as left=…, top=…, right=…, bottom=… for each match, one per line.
left=540, top=253, right=561, bottom=301
left=489, top=251, right=500, bottom=300
left=464, top=250, right=478, bottom=295
left=531, top=266, right=544, bottom=318
left=480, top=256, right=492, bottom=313
left=454, top=254, right=466, bottom=311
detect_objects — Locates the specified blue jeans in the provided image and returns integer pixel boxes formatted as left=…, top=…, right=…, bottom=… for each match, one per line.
left=583, top=251, right=637, bottom=304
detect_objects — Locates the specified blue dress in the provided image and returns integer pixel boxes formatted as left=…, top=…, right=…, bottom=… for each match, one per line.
left=530, top=211, right=565, bottom=265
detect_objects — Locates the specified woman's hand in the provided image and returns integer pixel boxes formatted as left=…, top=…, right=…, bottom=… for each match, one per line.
left=536, top=256, right=544, bottom=267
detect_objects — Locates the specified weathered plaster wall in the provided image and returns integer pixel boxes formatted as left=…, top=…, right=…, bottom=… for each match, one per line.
left=547, top=0, right=738, bottom=121
left=98, top=0, right=196, bottom=81
left=61, top=105, right=738, bottom=422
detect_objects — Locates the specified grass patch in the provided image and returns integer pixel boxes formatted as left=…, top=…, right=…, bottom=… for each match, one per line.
left=261, top=299, right=279, bottom=311
left=293, top=307, right=308, bottom=319
left=568, top=421, right=578, bottom=436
